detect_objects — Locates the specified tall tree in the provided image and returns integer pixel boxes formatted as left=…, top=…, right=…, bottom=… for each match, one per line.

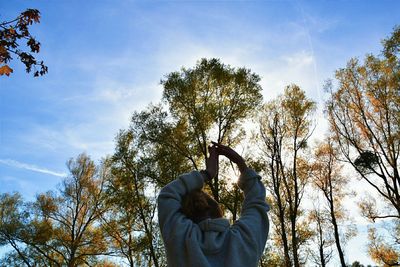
left=307, top=206, right=334, bottom=267
left=367, top=226, right=399, bottom=267
left=161, top=58, right=263, bottom=201
left=0, top=9, right=47, bottom=76
left=114, top=58, right=263, bottom=265
left=0, top=154, right=110, bottom=266
left=326, top=26, right=400, bottom=265
left=129, top=104, right=195, bottom=188
left=326, top=26, right=400, bottom=221
left=0, top=192, right=33, bottom=266
left=127, top=58, right=263, bottom=221
left=311, top=137, right=356, bottom=266
left=102, top=130, right=165, bottom=267
left=34, top=154, right=109, bottom=266
left=256, top=84, right=316, bottom=267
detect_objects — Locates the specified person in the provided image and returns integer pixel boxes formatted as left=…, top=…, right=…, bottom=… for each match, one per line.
left=157, top=142, right=269, bottom=267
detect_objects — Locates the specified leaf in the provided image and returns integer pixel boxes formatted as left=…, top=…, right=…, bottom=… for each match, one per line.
left=0, top=65, right=14, bottom=76
left=1, top=9, right=47, bottom=77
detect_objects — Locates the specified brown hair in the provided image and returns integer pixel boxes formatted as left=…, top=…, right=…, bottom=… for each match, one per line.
left=181, top=189, right=223, bottom=223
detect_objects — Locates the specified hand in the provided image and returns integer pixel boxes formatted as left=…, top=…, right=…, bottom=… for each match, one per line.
left=204, top=144, right=218, bottom=181
left=212, top=142, right=247, bottom=174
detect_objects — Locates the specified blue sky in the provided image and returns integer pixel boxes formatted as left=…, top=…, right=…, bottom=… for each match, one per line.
left=1, top=0, right=399, bottom=265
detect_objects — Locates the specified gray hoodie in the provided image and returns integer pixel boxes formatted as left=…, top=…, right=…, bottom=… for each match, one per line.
left=158, top=169, right=270, bottom=267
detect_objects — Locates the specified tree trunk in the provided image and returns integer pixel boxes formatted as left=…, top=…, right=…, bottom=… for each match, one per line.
left=291, top=215, right=300, bottom=267
left=330, top=206, right=346, bottom=267
left=277, top=201, right=291, bottom=266
left=318, top=221, right=326, bottom=267
left=292, top=140, right=300, bottom=267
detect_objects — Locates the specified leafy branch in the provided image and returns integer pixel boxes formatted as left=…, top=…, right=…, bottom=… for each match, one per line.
left=0, top=9, right=48, bottom=77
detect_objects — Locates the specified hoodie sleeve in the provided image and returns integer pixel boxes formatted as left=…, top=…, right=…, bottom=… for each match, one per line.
left=157, top=171, right=205, bottom=242
left=231, top=168, right=270, bottom=258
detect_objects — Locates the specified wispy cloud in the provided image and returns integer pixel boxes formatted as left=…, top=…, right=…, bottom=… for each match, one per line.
left=0, top=159, right=67, bottom=177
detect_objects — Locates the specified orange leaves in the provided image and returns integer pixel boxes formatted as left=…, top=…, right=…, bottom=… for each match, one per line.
left=20, top=9, right=41, bottom=25
left=8, top=28, right=16, bottom=35
left=0, top=9, right=47, bottom=77
left=0, top=65, right=13, bottom=76
left=368, top=228, right=400, bottom=266
left=327, top=26, right=400, bottom=266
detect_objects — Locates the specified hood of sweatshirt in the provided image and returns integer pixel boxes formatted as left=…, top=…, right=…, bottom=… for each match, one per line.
left=196, top=218, right=230, bottom=254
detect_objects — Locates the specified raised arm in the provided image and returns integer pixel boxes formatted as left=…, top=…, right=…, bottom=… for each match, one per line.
left=157, top=145, right=218, bottom=241
left=213, top=142, right=269, bottom=257
left=157, top=170, right=204, bottom=241
left=234, top=168, right=269, bottom=256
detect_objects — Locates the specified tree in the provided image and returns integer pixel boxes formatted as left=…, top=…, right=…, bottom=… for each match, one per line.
left=307, top=207, right=334, bottom=267
left=0, top=154, right=110, bottom=266
left=367, top=227, right=399, bottom=267
left=258, top=243, right=286, bottom=267
left=161, top=58, right=263, bottom=202
left=112, top=58, right=263, bottom=265
left=0, top=193, right=32, bottom=266
left=311, top=137, right=356, bottom=266
left=351, top=261, right=364, bottom=267
left=129, top=104, right=195, bottom=188
left=0, top=9, right=47, bottom=77
left=350, top=261, right=376, bottom=267
left=326, top=26, right=399, bottom=221
left=102, top=130, right=165, bottom=267
left=326, top=26, right=400, bottom=265
left=130, top=58, right=262, bottom=213
left=256, top=84, right=316, bottom=267
left=32, top=154, right=109, bottom=266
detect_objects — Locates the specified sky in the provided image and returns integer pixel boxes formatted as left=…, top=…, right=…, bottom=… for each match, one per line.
left=1, top=0, right=399, bottom=265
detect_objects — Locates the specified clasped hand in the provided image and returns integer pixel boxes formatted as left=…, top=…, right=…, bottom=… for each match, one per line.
left=203, top=142, right=247, bottom=181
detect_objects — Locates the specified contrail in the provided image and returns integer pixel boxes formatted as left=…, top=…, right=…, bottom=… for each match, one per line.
left=296, top=0, right=324, bottom=116
left=0, top=159, right=67, bottom=177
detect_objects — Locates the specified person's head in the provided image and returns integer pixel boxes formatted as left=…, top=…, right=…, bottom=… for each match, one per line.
left=181, top=189, right=223, bottom=223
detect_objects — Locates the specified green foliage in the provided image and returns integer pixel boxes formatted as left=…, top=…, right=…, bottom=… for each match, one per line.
left=102, top=130, right=165, bottom=267
left=137, top=58, right=263, bottom=204
left=162, top=58, right=262, bottom=138
left=129, top=105, right=195, bottom=187
left=0, top=193, right=27, bottom=246
left=161, top=58, right=262, bottom=152
left=383, top=25, right=400, bottom=59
